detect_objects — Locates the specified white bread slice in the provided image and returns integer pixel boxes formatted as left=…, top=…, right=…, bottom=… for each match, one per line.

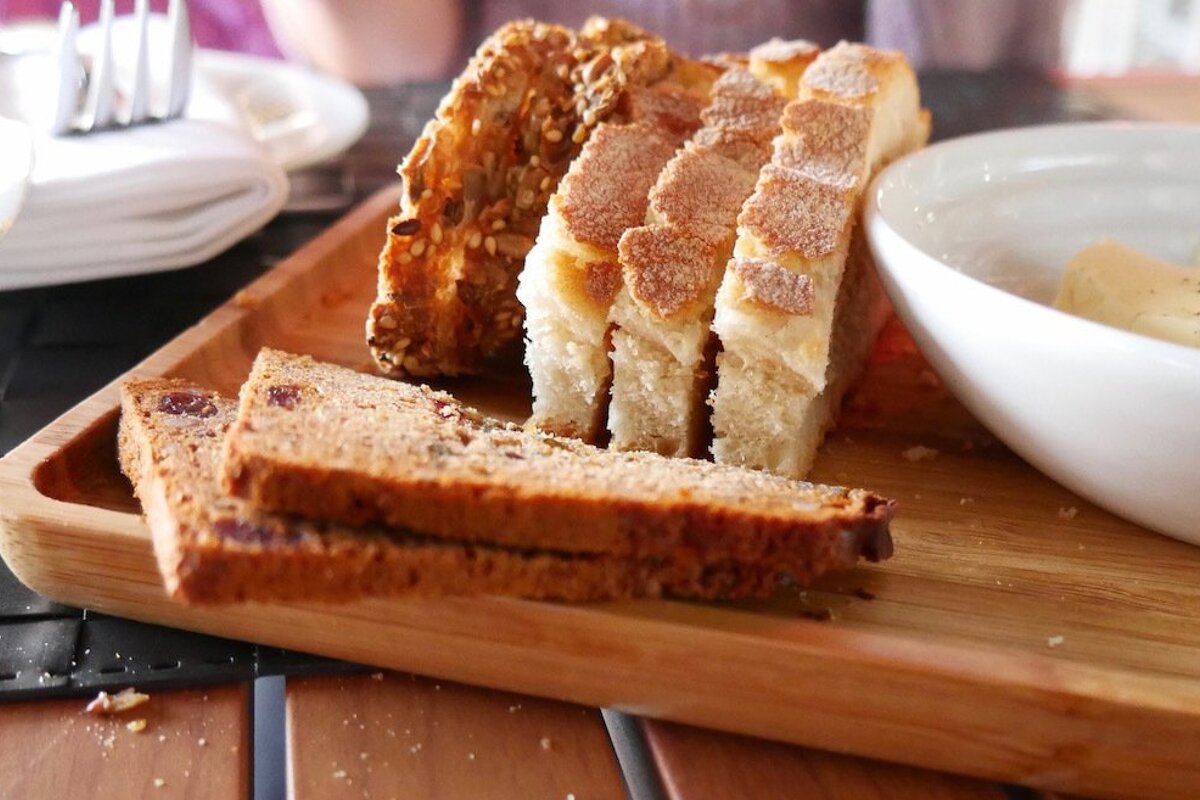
left=606, top=51, right=814, bottom=457
left=519, top=84, right=709, bottom=439
left=710, top=42, right=929, bottom=477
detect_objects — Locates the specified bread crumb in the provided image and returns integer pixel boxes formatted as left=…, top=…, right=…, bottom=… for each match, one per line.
left=370, top=672, right=384, bottom=681
left=902, top=445, right=938, bottom=462
left=508, top=704, right=522, bottom=713
left=1047, top=635, right=1064, bottom=648
left=467, top=752, right=476, bottom=760
left=959, top=497, right=974, bottom=505
left=126, top=719, right=147, bottom=733
left=360, top=752, right=369, bottom=761
left=198, top=737, right=207, bottom=747
left=86, top=688, right=150, bottom=716
left=1058, top=506, right=1079, bottom=520
left=333, top=770, right=348, bottom=780
left=158, top=734, right=167, bottom=742
left=153, top=778, right=165, bottom=789
left=233, top=289, right=260, bottom=309
left=540, top=736, right=552, bottom=750
left=567, top=794, right=577, bottom=800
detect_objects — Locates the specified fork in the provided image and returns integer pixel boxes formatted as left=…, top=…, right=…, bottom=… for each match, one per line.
left=50, top=0, right=193, bottom=136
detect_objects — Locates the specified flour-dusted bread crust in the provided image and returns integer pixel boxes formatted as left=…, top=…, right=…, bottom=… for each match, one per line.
left=605, top=50, right=813, bottom=457
left=710, top=42, right=930, bottom=478
left=518, top=81, right=709, bottom=440
left=367, top=18, right=710, bottom=378
left=220, top=350, right=894, bottom=582
left=121, top=377, right=867, bottom=603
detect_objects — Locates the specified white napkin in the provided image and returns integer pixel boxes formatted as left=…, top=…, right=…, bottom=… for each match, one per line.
left=0, top=26, right=289, bottom=290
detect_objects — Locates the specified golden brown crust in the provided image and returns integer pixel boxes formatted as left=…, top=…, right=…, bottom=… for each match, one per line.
left=728, top=256, right=815, bottom=315
left=775, top=100, right=871, bottom=188
left=699, top=68, right=788, bottom=143
left=748, top=38, right=820, bottom=69
left=368, top=19, right=683, bottom=377
left=616, top=68, right=782, bottom=322
left=619, top=226, right=724, bottom=318
left=221, top=349, right=894, bottom=573
left=737, top=165, right=856, bottom=259
left=557, top=122, right=683, bottom=249
left=622, top=84, right=709, bottom=138
left=801, top=40, right=902, bottom=100
left=647, top=145, right=760, bottom=232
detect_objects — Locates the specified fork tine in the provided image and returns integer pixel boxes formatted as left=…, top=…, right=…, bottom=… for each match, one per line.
left=50, top=2, right=81, bottom=135
left=85, top=0, right=116, bottom=129
left=164, top=0, right=193, bottom=120
left=127, top=0, right=151, bottom=124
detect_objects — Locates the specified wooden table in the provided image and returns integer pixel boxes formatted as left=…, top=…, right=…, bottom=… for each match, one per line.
left=0, top=70, right=1186, bottom=799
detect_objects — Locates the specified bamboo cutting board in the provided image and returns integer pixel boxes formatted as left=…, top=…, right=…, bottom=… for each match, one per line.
left=2, top=186, right=1199, bottom=800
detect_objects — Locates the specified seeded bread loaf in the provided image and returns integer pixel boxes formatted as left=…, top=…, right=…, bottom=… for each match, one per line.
left=221, top=349, right=894, bottom=578
left=120, top=378, right=865, bottom=603
left=710, top=42, right=930, bottom=477
left=367, top=17, right=715, bottom=378
left=518, top=82, right=708, bottom=440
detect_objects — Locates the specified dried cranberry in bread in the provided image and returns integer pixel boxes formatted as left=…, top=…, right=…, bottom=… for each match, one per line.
left=119, top=378, right=884, bottom=602
left=220, top=349, right=894, bottom=581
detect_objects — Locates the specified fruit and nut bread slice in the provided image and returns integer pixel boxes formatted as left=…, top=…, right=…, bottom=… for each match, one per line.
left=367, top=17, right=714, bottom=378
left=220, top=349, right=895, bottom=582
left=119, top=378, right=890, bottom=602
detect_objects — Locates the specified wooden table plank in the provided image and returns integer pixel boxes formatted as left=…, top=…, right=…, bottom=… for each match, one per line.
left=287, top=672, right=626, bottom=800
left=0, top=684, right=251, bottom=799
left=642, top=719, right=1011, bottom=800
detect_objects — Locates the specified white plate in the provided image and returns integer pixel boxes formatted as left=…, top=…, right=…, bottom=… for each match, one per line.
left=198, top=49, right=369, bottom=172
left=867, top=123, right=1200, bottom=545
left=0, top=118, right=33, bottom=242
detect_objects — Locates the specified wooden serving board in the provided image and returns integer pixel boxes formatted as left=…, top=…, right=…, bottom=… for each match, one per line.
left=3, top=186, right=1199, bottom=800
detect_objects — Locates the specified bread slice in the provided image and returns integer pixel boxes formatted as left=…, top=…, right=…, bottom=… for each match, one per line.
left=121, top=377, right=875, bottom=603
left=604, top=48, right=814, bottom=457
left=518, top=83, right=708, bottom=440
left=710, top=42, right=930, bottom=477
left=367, top=18, right=712, bottom=378
left=220, top=349, right=894, bottom=580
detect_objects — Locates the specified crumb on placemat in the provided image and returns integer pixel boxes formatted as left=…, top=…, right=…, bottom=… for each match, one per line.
left=86, top=688, right=150, bottom=716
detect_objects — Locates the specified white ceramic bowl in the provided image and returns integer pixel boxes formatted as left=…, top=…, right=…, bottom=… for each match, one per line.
left=866, top=123, right=1200, bottom=545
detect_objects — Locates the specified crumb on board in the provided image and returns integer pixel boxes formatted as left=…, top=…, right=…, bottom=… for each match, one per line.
left=959, top=497, right=974, bottom=505
left=198, top=737, right=207, bottom=747
left=540, top=736, right=552, bottom=750
left=333, top=769, right=347, bottom=780
left=153, top=778, right=165, bottom=789
left=371, top=672, right=384, bottom=681
left=126, top=719, right=147, bottom=733
left=1047, top=635, right=1065, bottom=648
left=468, top=752, right=476, bottom=760
left=1058, top=506, right=1079, bottom=520
left=902, top=445, right=939, bottom=463
left=86, top=688, right=150, bottom=716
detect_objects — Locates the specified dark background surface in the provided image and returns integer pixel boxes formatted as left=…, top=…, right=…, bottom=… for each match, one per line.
left=0, top=73, right=1105, bottom=700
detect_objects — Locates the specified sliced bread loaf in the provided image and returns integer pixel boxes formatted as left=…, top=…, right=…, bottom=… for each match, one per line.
left=121, top=377, right=867, bottom=603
